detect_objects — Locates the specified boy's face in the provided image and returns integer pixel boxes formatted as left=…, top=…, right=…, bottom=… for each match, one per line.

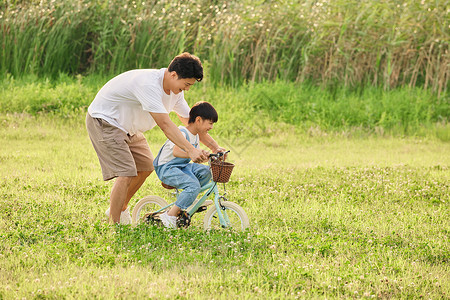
left=169, top=72, right=196, bottom=94
left=196, top=117, right=214, bottom=134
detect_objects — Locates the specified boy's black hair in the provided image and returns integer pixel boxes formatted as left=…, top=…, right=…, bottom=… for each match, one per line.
left=188, top=101, right=218, bottom=124
left=168, top=52, right=203, bottom=82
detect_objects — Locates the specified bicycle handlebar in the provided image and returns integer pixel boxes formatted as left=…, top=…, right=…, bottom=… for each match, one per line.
left=209, top=150, right=230, bottom=158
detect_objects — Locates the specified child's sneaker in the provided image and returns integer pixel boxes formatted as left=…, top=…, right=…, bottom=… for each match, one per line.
left=105, top=207, right=132, bottom=225
left=159, top=211, right=177, bottom=229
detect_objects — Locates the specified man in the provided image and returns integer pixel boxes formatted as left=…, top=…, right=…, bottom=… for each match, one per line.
left=86, top=52, right=224, bottom=224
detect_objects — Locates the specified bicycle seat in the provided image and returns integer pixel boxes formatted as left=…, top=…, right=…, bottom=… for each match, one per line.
left=161, top=182, right=176, bottom=190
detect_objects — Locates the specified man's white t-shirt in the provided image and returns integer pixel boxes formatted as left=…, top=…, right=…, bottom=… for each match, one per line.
left=155, top=126, right=199, bottom=166
left=88, top=68, right=190, bottom=135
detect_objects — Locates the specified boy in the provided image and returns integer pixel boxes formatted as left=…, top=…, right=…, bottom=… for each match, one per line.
left=153, top=101, right=218, bottom=228
left=86, top=53, right=225, bottom=224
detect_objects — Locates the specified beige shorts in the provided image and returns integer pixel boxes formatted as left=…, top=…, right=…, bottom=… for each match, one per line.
left=86, top=113, right=154, bottom=181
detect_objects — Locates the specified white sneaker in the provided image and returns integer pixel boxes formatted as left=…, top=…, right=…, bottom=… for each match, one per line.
left=120, top=207, right=132, bottom=225
left=105, top=207, right=132, bottom=225
left=159, top=211, right=177, bottom=229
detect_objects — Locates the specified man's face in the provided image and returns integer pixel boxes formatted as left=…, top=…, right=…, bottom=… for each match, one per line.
left=171, top=74, right=197, bottom=94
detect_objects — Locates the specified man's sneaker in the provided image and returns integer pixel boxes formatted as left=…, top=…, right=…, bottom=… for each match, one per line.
left=105, top=207, right=132, bottom=225
left=120, top=207, right=132, bottom=225
left=159, top=211, right=177, bottom=229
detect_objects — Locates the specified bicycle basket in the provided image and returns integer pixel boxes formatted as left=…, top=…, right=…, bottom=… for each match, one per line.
left=211, top=160, right=235, bottom=183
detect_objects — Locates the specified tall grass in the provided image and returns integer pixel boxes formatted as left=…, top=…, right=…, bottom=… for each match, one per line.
left=1, top=0, right=448, bottom=94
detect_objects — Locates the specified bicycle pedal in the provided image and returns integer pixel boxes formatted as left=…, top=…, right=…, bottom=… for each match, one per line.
left=143, top=212, right=163, bottom=226
left=176, top=211, right=191, bottom=228
left=196, top=205, right=208, bottom=213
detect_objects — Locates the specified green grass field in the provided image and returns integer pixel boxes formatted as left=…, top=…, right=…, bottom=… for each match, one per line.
left=1, top=0, right=448, bottom=297
left=0, top=111, right=448, bottom=299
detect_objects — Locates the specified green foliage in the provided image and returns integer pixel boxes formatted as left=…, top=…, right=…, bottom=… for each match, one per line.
left=247, top=80, right=449, bottom=135
left=0, top=115, right=449, bottom=298
left=0, top=76, right=448, bottom=139
left=0, top=74, right=97, bottom=115
left=1, top=0, right=448, bottom=93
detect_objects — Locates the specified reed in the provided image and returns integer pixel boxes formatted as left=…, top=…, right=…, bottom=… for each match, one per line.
left=0, top=0, right=448, bottom=94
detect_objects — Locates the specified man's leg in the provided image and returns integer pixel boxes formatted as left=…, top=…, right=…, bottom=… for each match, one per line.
left=109, top=176, right=133, bottom=224
left=122, top=170, right=152, bottom=210
left=124, top=132, right=154, bottom=211
left=108, top=171, right=152, bottom=223
left=87, top=115, right=138, bottom=223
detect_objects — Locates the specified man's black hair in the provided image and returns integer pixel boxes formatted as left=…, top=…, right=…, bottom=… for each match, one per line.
left=168, top=52, right=203, bottom=82
left=188, top=101, right=218, bottom=124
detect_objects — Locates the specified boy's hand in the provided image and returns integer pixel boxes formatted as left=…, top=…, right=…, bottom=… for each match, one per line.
left=215, top=147, right=228, bottom=160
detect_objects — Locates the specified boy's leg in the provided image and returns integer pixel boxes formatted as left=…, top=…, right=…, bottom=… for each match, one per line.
left=191, top=163, right=212, bottom=187
left=167, top=205, right=182, bottom=217
left=161, top=167, right=202, bottom=216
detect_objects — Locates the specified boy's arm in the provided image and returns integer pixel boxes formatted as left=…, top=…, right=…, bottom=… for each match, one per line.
left=174, top=145, right=209, bottom=163
left=177, top=115, right=225, bottom=153
left=198, top=132, right=223, bottom=153
left=173, top=145, right=190, bottom=158
left=151, top=112, right=206, bottom=163
left=172, top=130, right=189, bottom=158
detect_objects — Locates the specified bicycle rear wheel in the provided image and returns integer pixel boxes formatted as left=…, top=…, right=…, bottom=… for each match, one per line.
left=203, top=201, right=249, bottom=231
left=131, top=195, right=168, bottom=226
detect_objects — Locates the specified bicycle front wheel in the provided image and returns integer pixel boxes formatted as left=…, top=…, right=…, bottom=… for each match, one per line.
left=203, top=201, right=249, bottom=231
left=131, top=195, right=168, bottom=226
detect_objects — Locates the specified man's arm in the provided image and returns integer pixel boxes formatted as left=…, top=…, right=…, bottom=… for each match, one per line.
left=178, top=115, right=224, bottom=153
left=151, top=112, right=206, bottom=162
left=173, top=145, right=209, bottom=163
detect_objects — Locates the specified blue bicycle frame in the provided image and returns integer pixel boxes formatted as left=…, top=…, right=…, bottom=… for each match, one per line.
left=153, top=181, right=232, bottom=228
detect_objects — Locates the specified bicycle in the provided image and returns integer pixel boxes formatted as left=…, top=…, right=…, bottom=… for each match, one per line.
left=131, top=151, right=250, bottom=231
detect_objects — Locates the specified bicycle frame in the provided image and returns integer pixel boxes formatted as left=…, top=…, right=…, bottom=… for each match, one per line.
left=152, top=181, right=233, bottom=228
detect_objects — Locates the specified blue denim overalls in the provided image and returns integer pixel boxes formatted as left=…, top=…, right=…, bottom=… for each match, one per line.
left=153, top=128, right=211, bottom=210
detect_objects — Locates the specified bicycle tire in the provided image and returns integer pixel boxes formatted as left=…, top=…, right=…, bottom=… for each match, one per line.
left=131, top=195, right=168, bottom=226
left=203, top=201, right=249, bottom=231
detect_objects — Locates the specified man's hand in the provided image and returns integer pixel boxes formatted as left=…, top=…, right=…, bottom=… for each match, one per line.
left=188, top=148, right=209, bottom=163
left=200, top=149, right=210, bottom=163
